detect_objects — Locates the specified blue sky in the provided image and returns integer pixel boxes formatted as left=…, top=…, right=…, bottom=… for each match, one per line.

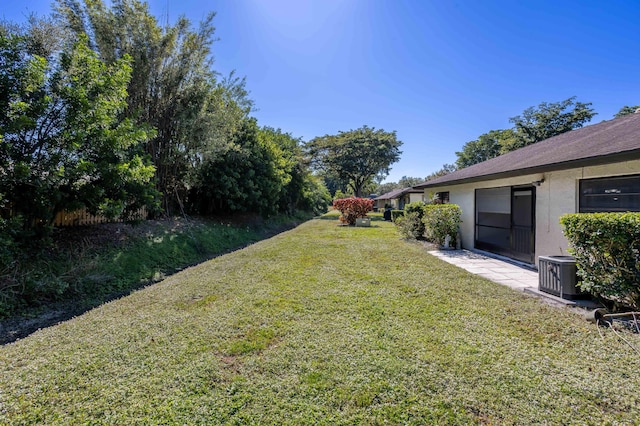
left=3, top=0, right=640, bottom=182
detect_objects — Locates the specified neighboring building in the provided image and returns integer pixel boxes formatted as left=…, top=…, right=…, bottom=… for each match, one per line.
left=374, top=187, right=424, bottom=210
left=415, top=112, right=640, bottom=266
left=397, top=187, right=425, bottom=208
left=374, top=188, right=404, bottom=210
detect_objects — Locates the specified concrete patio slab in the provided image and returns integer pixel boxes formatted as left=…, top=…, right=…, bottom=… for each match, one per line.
left=427, top=248, right=600, bottom=308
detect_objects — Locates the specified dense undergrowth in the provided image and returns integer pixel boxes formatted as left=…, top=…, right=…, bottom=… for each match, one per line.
left=0, top=213, right=311, bottom=320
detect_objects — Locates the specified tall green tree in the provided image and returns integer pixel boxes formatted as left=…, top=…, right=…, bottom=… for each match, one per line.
left=454, top=97, right=596, bottom=169
left=189, top=119, right=291, bottom=216
left=615, top=105, right=640, bottom=118
left=263, top=126, right=332, bottom=215
left=259, top=126, right=309, bottom=214
left=455, top=129, right=514, bottom=169
left=425, top=163, right=457, bottom=181
left=55, top=0, right=252, bottom=214
left=0, top=33, right=156, bottom=234
left=503, top=96, right=596, bottom=152
left=298, top=174, right=332, bottom=215
left=307, top=126, right=402, bottom=197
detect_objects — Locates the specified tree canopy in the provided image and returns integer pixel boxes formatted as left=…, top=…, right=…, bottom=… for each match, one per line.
left=455, top=130, right=513, bottom=169
left=504, top=96, right=596, bottom=152
left=371, top=175, right=436, bottom=197
left=397, top=176, right=424, bottom=188
left=0, top=33, right=156, bottom=232
left=55, top=0, right=253, bottom=214
left=455, top=97, right=596, bottom=168
left=307, top=126, right=402, bottom=198
left=0, top=0, right=333, bottom=245
left=188, top=121, right=330, bottom=217
left=615, top=105, right=640, bottom=118
left=424, top=163, right=457, bottom=181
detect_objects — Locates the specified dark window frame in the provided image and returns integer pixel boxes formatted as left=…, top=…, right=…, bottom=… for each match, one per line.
left=579, top=174, right=640, bottom=213
left=435, top=191, right=450, bottom=204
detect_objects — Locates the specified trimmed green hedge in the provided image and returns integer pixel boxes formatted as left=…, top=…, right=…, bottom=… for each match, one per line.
left=561, top=212, right=640, bottom=309
left=391, top=210, right=405, bottom=221
left=394, top=212, right=421, bottom=239
left=423, top=204, right=462, bottom=247
left=393, top=202, right=426, bottom=239
left=405, top=202, right=426, bottom=236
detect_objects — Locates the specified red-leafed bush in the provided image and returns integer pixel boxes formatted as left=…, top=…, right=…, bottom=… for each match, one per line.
left=333, top=197, right=374, bottom=225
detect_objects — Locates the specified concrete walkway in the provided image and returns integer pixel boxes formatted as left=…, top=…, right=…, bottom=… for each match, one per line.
left=427, top=249, right=599, bottom=308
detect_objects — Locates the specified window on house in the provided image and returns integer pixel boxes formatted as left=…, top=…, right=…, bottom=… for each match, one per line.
left=434, top=191, right=450, bottom=204
left=579, top=174, right=640, bottom=213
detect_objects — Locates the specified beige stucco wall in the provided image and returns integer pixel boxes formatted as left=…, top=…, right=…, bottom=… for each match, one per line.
left=424, top=159, right=640, bottom=266
left=375, top=198, right=397, bottom=209
left=409, top=192, right=424, bottom=203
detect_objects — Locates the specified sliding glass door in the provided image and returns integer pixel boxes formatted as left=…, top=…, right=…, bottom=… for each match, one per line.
left=475, top=186, right=535, bottom=263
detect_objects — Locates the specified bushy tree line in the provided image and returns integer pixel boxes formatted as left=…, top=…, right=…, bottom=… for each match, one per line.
left=453, top=98, right=640, bottom=170
left=373, top=176, right=425, bottom=197
left=0, top=0, right=331, bottom=243
left=455, top=97, right=597, bottom=169
left=0, top=31, right=156, bottom=240
left=189, top=122, right=330, bottom=216
left=372, top=168, right=456, bottom=197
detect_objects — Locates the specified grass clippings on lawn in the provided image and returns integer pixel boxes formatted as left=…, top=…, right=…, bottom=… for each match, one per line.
left=1, top=217, right=639, bottom=424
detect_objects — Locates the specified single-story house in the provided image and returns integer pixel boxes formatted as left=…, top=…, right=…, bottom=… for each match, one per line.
left=398, top=187, right=425, bottom=208
left=415, top=112, right=640, bottom=266
left=374, top=187, right=424, bottom=210
left=374, top=188, right=404, bottom=210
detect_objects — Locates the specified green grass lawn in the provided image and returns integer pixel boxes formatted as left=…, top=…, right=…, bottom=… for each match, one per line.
left=2, top=217, right=639, bottom=424
left=1, top=214, right=309, bottom=323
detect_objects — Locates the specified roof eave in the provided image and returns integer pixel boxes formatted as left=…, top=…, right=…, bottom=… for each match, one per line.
left=417, top=149, right=640, bottom=189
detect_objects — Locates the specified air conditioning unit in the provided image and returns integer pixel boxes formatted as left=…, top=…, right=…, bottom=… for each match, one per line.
left=538, top=256, right=587, bottom=300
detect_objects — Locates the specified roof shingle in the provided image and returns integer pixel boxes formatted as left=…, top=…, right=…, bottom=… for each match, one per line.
left=374, top=187, right=422, bottom=200
left=416, top=113, right=640, bottom=188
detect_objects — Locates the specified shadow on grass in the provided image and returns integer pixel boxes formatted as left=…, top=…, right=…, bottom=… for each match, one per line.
left=335, top=225, right=384, bottom=228
left=316, top=214, right=389, bottom=222
left=0, top=217, right=308, bottom=345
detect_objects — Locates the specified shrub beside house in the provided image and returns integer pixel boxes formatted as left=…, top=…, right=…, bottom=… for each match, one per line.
left=561, top=212, right=640, bottom=309
left=414, top=112, right=640, bottom=266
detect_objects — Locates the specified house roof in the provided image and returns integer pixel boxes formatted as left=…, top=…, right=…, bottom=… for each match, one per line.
left=374, top=187, right=422, bottom=200
left=416, top=112, right=640, bottom=189
left=374, top=188, right=405, bottom=201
